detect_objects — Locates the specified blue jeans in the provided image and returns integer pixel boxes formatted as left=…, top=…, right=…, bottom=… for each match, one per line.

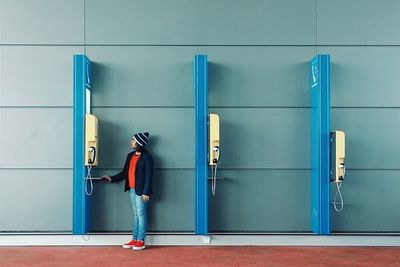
left=129, top=189, right=148, bottom=241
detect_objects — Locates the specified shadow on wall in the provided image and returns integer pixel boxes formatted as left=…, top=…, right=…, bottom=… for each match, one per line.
left=146, top=135, right=166, bottom=230
left=208, top=174, right=239, bottom=232
left=208, top=61, right=245, bottom=105
left=330, top=62, right=351, bottom=101
left=147, top=134, right=163, bottom=204
left=207, top=117, right=240, bottom=232
left=98, top=120, right=126, bottom=167
left=91, top=61, right=113, bottom=95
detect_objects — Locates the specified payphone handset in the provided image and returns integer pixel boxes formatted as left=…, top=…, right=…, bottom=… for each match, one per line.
left=208, top=114, right=220, bottom=196
left=330, top=131, right=345, bottom=183
left=85, top=114, right=99, bottom=166
left=208, top=114, right=220, bottom=166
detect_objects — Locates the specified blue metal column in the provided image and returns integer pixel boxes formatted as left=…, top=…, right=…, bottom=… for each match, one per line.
left=194, top=55, right=208, bottom=235
left=310, top=55, right=331, bottom=235
left=73, top=55, right=92, bottom=235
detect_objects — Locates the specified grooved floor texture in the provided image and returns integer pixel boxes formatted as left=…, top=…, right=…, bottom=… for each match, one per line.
left=1, top=246, right=400, bottom=266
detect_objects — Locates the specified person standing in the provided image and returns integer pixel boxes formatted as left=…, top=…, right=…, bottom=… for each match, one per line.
left=102, top=132, right=153, bottom=251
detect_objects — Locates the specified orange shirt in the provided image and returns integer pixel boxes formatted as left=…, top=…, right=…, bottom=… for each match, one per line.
left=128, top=154, right=140, bottom=189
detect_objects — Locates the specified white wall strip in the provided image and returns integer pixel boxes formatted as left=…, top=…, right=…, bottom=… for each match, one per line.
left=1, top=234, right=400, bottom=247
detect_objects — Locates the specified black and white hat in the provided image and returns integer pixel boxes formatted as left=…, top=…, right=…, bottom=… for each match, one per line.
left=133, top=132, right=150, bottom=147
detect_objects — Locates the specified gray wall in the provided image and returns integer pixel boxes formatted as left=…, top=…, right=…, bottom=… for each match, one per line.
left=1, top=0, right=399, bottom=233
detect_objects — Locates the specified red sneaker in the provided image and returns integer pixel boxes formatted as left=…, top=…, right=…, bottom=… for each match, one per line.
left=132, top=240, right=145, bottom=250
left=122, top=240, right=137, bottom=249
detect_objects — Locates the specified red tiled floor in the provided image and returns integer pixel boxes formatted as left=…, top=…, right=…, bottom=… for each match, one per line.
left=0, top=246, right=400, bottom=267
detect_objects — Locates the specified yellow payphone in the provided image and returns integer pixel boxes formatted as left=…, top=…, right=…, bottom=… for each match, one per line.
left=84, top=114, right=98, bottom=196
left=330, top=131, right=345, bottom=183
left=85, top=114, right=99, bottom=166
left=330, top=130, right=346, bottom=212
left=209, top=114, right=220, bottom=166
left=209, top=114, right=220, bottom=195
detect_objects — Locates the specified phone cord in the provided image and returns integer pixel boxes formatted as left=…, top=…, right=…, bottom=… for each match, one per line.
left=334, top=181, right=344, bottom=212
left=211, top=164, right=218, bottom=196
left=85, top=165, right=93, bottom=196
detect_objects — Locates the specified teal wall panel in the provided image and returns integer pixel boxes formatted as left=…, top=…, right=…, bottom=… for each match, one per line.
left=0, top=170, right=72, bottom=231
left=85, top=0, right=316, bottom=45
left=208, top=170, right=310, bottom=232
left=331, top=108, right=400, bottom=169
left=0, top=108, right=72, bottom=168
left=331, top=171, right=400, bottom=232
left=211, top=108, right=310, bottom=169
left=318, top=0, right=400, bottom=45
left=0, top=0, right=84, bottom=44
left=207, top=47, right=314, bottom=107
left=0, top=10, right=2, bottom=44
left=86, top=46, right=314, bottom=107
left=0, top=47, right=83, bottom=106
left=86, top=47, right=195, bottom=107
left=92, top=107, right=194, bottom=169
left=319, top=47, right=400, bottom=107
left=90, top=170, right=194, bottom=232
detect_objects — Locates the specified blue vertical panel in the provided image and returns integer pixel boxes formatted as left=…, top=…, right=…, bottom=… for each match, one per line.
left=73, top=55, right=91, bottom=235
left=310, top=55, right=331, bottom=235
left=320, top=55, right=331, bottom=235
left=194, top=55, right=208, bottom=235
left=310, top=56, right=320, bottom=233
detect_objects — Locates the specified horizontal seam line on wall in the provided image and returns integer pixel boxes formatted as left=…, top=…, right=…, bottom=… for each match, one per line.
left=330, top=106, right=400, bottom=109
left=2, top=44, right=400, bottom=47
left=2, top=105, right=400, bottom=108
left=0, top=168, right=72, bottom=170
left=0, top=106, right=72, bottom=108
left=2, top=106, right=400, bottom=109
left=93, top=106, right=194, bottom=108
left=1, top=168, right=398, bottom=171
left=93, top=106, right=312, bottom=109
left=98, top=168, right=314, bottom=171
left=210, top=106, right=400, bottom=109
left=2, top=231, right=400, bottom=235
left=0, top=106, right=307, bottom=109
left=77, top=168, right=311, bottom=171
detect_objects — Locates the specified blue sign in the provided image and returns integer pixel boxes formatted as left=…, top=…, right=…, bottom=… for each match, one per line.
left=85, top=58, right=92, bottom=90
left=311, top=59, right=318, bottom=88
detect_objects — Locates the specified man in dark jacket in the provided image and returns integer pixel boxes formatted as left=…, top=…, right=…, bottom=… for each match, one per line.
left=102, top=132, right=153, bottom=251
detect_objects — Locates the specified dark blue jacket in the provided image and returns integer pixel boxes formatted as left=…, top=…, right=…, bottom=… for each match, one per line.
left=110, top=150, right=153, bottom=195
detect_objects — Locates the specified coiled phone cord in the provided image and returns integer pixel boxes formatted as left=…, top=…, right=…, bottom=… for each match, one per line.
left=85, top=164, right=93, bottom=196
left=211, top=164, right=218, bottom=196
left=333, top=181, right=344, bottom=212
left=333, top=164, right=346, bottom=212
